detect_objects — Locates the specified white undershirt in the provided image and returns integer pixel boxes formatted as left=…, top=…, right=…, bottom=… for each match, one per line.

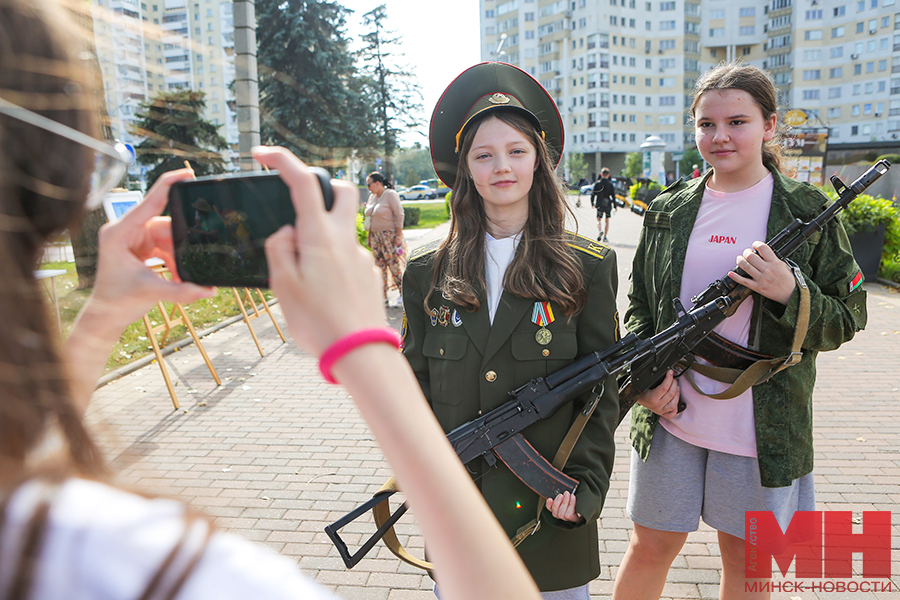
left=484, top=232, right=521, bottom=323
left=660, top=173, right=773, bottom=458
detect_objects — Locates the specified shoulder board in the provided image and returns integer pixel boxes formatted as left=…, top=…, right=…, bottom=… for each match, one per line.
left=566, top=231, right=610, bottom=259
left=660, top=177, right=685, bottom=195
left=409, top=238, right=443, bottom=261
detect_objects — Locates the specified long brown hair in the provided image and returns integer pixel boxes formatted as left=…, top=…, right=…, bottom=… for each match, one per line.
left=0, top=0, right=104, bottom=485
left=426, top=111, right=585, bottom=316
left=690, top=62, right=785, bottom=172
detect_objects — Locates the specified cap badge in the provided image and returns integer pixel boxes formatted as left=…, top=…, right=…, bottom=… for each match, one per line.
left=489, top=93, right=511, bottom=105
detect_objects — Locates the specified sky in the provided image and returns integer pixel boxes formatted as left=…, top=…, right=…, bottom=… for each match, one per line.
left=336, top=0, right=483, bottom=147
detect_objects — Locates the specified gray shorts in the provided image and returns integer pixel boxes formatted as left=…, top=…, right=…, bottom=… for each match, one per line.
left=627, top=425, right=815, bottom=539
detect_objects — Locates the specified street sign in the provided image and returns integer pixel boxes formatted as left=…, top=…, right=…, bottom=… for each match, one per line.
left=784, top=110, right=808, bottom=127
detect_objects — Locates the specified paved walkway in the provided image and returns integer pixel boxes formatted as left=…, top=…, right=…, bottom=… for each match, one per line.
left=85, top=194, right=900, bottom=599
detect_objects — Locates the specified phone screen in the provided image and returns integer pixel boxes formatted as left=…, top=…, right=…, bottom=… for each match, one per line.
left=169, top=173, right=295, bottom=288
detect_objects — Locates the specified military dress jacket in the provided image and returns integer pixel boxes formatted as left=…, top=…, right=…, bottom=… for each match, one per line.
left=401, top=233, right=620, bottom=592
left=625, top=165, right=867, bottom=487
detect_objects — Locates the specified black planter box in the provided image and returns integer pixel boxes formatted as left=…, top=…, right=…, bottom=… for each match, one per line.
left=847, top=222, right=887, bottom=281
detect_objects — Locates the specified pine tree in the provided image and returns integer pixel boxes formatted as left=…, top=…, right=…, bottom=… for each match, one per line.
left=131, top=90, right=228, bottom=187
left=358, top=4, right=422, bottom=183
left=256, top=0, right=376, bottom=170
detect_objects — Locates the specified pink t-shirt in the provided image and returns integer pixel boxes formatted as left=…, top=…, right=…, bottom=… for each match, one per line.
left=660, top=173, right=773, bottom=457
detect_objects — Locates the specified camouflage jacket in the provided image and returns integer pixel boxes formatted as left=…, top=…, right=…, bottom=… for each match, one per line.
left=626, top=166, right=867, bottom=487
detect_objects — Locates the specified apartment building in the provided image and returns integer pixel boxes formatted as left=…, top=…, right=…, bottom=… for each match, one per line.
left=480, top=0, right=900, bottom=179
left=90, top=0, right=239, bottom=183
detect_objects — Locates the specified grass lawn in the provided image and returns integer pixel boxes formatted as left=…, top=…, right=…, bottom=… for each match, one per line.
left=39, top=260, right=272, bottom=373
left=404, top=201, right=449, bottom=229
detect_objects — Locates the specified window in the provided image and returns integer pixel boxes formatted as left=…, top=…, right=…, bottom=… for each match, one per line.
left=739, top=7, right=755, bottom=16
left=834, top=5, right=846, bottom=16
left=485, top=9, right=494, bottom=16
left=739, top=26, right=755, bottom=35
left=804, top=49, right=822, bottom=61
left=525, top=30, right=535, bottom=39
left=830, top=67, right=843, bottom=77
left=880, top=59, right=888, bottom=70
left=660, top=20, right=676, bottom=30
left=805, top=30, right=823, bottom=40
left=659, top=96, right=676, bottom=106
left=525, top=12, right=535, bottom=20
left=709, top=28, right=725, bottom=37
left=828, top=107, right=841, bottom=118
left=867, top=61, right=875, bottom=72
left=802, top=90, right=820, bottom=100
left=831, top=46, right=844, bottom=58
left=828, top=87, right=842, bottom=98
left=854, top=83, right=862, bottom=94
left=659, top=115, right=676, bottom=125
left=660, top=1, right=675, bottom=9
left=805, top=9, right=823, bottom=19
left=852, top=105, right=860, bottom=116
left=832, top=26, right=845, bottom=37
left=864, top=103, right=872, bottom=114
left=803, top=70, right=821, bottom=80
left=866, top=82, right=874, bottom=93
left=857, top=22, right=865, bottom=33
left=660, top=39, right=675, bottom=50
left=709, top=9, right=725, bottom=18
left=659, top=77, right=675, bottom=87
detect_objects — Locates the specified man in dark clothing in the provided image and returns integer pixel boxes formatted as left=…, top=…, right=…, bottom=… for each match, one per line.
left=591, top=167, right=615, bottom=243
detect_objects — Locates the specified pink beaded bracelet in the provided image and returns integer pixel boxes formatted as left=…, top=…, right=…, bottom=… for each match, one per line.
left=318, top=328, right=402, bottom=384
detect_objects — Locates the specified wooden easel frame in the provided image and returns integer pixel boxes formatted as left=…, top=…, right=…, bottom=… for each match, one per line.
left=144, top=265, right=220, bottom=409
left=231, top=288, right=286, bottom=356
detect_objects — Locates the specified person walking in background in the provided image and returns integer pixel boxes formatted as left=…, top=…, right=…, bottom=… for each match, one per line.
left=691, top=163, right=701, bottom=178
left=0, top=2, right=544, bottom=598
left=590, top=167, right=615, bottom=242
left=364, top=171, right=406, bottom=306
left=402, top=62, right=620, bottom=599
left=613, top=62, right=866, bottom=600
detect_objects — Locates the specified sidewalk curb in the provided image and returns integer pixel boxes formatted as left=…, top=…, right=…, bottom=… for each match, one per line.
left=96, top=299, right=280, bottom=387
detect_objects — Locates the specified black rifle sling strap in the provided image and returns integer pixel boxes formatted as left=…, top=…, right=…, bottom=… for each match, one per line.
left=372, top=389, right=603, bottom=570
left=681, top=262, right=811, bottom=400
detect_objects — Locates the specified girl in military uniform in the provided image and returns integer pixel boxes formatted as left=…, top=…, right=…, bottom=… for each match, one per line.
left=401, top=62, right=621, bottom=599
left=613, top=63, right=867, bottom=599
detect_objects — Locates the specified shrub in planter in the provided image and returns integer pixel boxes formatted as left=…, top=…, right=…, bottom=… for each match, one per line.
left=839, top=194, right=900, bottom=281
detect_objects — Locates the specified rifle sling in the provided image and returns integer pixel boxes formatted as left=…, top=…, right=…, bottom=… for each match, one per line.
left=372, top=389, right=603, bottom=571
left=682, top=262, right=810, bottom=400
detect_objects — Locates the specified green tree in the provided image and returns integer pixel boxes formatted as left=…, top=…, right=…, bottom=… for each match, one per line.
left=393, top=144, right=436, bottom=186
left=564, top=152, right=589, bottom=184
left=256, top=0, right=377, bottom=169
left=679, top=146, right=703, bottom=178
left=131, top=90, right=227, bottom=188
left=622, top=151, right=644, bottom=178
left=358, top=4, right=423, bottom=182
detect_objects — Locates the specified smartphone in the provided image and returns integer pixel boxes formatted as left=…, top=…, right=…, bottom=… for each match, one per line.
left=168, top=168, right=333, bottom=288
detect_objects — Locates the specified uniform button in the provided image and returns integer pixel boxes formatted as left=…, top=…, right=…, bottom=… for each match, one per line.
left=542, top=349, right=550, bottom=357
left=439, top=348, right=444, bottom=356
left=477, top=410, right=483, bottom=416
left=485, top=370, right=497, bottom=382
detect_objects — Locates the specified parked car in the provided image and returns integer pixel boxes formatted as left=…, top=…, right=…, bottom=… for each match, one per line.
left=418, top=178, right=451, bottom=198
left=399, top=184, right=437, bottom=200
left=579, top=182, right=595, bottom=195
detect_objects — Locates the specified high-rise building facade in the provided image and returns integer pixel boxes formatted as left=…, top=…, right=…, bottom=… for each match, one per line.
left=480, top=0, right=900, bottom=179
left=90, top=0, right=239, bottom=184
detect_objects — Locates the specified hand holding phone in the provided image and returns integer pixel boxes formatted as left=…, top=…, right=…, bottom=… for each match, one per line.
left=168, top=168, right=333, bottom=287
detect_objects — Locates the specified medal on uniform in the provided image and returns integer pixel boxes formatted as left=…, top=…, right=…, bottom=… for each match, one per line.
left=531, top=301, right=555, bottom=345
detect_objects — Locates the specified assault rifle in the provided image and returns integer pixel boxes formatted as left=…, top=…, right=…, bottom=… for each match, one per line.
left=325, top=160, right=890, bottom=569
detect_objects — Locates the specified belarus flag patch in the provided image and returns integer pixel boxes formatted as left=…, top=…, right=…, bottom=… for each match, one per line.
left=850, top=270, right=863, bottom=292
